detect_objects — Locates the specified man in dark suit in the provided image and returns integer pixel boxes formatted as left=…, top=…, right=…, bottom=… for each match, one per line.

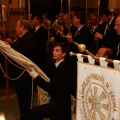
left=8, top=20, right=40, bottom=118
left=32, top=15, right=48, bottom=72
left=88, top=15, right=98, bottom=53
left=94, top=9, right=117, bottom=50
left=62, top=12, right=77, bottom=36
left=66, top=12, right=95, bottom=54
left=108, top=15, right=120, bottom=60
left=95, top=9, right=116, bottom=36
left=66, top=12, right=95, bottom=99
left=21, top=42, right=72, bottom=120
left=96, top=15, right=120, bottom=61
left=54, top=12, right=77, bottom=44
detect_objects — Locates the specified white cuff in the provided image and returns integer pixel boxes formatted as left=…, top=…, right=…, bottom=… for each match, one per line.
left=26, top=67, right=38, bottom=79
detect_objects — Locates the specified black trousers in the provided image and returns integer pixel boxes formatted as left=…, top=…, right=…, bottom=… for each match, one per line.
left=20, top=101, right=71, bottom=120
left=14, top=75, right=32, bottom=117
left=20, top=103, right=51, bottom=120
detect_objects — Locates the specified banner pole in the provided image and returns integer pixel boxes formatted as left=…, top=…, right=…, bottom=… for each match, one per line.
left=86, top=0, right=88, bottom=22
left=28, top=0, right=30, bottom=22
left=68, top=0, right=71, bottom=33
left=2, top=22, right=10, bottom=113
left=96, top=0, right=101, bottom=52
left=60, top=0, right=64, bottom=26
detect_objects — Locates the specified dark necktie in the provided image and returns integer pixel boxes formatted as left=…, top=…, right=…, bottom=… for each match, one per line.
left=117, top=42, right=120, bottom=57
left=104, top=23, right=109, bottom=36
left=75, top=29, right=79, bottom=37
left=116, top=36, right=120, bottom=60
left=90, top=27, right=94, bottom=34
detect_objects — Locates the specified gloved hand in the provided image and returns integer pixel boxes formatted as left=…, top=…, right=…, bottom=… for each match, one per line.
left=26, top=67, right=38, bottom=79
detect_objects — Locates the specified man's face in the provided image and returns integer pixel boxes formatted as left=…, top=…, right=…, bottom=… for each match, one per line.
left=63, top=14, right=69, bottom=26
left=15, top=21, right=23, bottom=37
left=42, top=15, right=47, bottom=21
left=96, top=48, right=106, bottom=58
left=114, top=17, right=120, bottom=35
left=72, top=16, right=80, bottom=27
left=32, top=16, right=38, bottom=26
left=100, top=14, right=109, bottom=23
left=86, top=19, right=92, bottom=27
left=58, top=13, right=64, bottom=22
left=91, top=16, right=97, bottom=25
left=53, top=46, right=65, bottom=62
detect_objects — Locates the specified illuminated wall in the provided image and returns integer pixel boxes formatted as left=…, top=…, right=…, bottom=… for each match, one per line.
left=108, top=0, right=120, bottom=9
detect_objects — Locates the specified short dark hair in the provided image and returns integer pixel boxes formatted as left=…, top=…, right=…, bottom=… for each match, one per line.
left=35, top=15, right=43, bottom=23
left=19, top=20, right=32, bottom=31
left=100, top=9, right=112, bottom=17
left=53, top=42, right=70, bottom=61
left=104, top=47, right=113, bottom=59
left=73, top=12, right=85, bottom=24
left=54, top=42, right=69, bottom=53
left=42, top=13, right=49, bottom=18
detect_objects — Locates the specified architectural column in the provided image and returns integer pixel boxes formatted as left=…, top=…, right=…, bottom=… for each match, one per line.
left=5, top=0, right=26, bottom=32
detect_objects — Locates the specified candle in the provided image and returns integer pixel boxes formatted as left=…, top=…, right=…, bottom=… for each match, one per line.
left=0, top=112, right=5, bottom=120
left=2, top=5, right=5, bottom=20
left=2, top=5, right=7, bottom=21
left=19, top=0, right=22, bottom=8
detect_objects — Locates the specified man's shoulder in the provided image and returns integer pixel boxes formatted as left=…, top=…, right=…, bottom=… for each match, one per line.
left=58, top=60, right=71, bottom=68
left=36, top=26, right=48, bottom=34
left=38, top=26, right=47, bottom=31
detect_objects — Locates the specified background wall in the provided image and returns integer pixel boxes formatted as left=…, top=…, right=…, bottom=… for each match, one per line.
left=108, top=0, right=120, bottom=9
left=2, top=0, right=120, bottom=32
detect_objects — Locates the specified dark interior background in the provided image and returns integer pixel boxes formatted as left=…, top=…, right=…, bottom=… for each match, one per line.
left=26, top=0, right=108, bottom=20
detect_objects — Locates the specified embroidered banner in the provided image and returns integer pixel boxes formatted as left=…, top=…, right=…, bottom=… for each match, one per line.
left=76, top=62, right=120, bottom=120
left=0, top=40, right=50, bottom=105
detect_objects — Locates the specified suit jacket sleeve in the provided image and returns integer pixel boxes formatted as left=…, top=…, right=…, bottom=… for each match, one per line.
left=33, top=61, right=71, bottom=93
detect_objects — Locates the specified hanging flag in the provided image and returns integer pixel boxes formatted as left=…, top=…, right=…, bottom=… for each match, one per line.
left=76, top=62, right=120, bottom=120
left=0, top=40, right=50, bottom=105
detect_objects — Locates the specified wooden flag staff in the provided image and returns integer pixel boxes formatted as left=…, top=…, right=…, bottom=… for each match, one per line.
left=70, top=41, right=114, bottom=64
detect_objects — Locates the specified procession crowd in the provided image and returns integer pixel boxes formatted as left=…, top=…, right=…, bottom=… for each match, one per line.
left=0, top=8, right=120, bottom=120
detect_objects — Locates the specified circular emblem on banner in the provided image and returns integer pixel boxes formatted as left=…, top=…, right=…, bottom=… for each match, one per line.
left=81, top=74, right=117, bottom=120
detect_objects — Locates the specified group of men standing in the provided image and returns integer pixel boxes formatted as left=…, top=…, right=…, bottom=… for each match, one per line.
left=1, top=8, right=120, bottom=120
left=6, top=15, right=48, bottom=119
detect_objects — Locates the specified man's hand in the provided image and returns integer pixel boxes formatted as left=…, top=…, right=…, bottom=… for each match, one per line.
left=94, top=32, right=103, bottom=40
left=66, top=32, right=73, bottom=42
left=6, top=38, right=17, bottom=44
left=3, top=40, right=10, bottom=45
left=26, top=67, right=38, bottom=79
